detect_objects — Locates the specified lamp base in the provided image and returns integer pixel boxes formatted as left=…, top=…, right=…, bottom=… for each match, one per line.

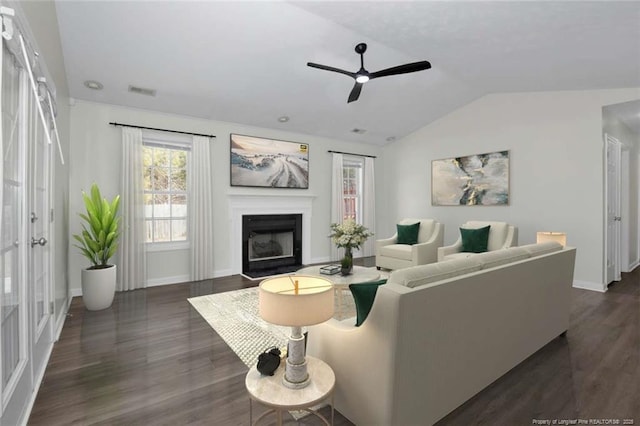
left=283, top=327, right=310, bottom=389
left=282, top=359, right=310, bottom=389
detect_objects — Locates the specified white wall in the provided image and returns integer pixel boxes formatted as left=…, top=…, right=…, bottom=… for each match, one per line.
left=602, top=106, right=640, bottom=271
left=382, top=88, right=640, bottom=289
left=68, top=100, right=381, bottom=293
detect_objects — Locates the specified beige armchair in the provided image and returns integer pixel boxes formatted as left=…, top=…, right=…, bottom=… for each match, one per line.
left=438, top=220, right=518, bottom=262
left=376, top=218, right=444, bottom=270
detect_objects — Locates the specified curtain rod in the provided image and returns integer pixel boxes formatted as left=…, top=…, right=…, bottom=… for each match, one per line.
left=327, top=150, right=376, bottom=159
left=109, top=122, right=216, bottom=139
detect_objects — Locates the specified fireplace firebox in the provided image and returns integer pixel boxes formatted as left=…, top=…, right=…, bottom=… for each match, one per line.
left=242, top=214, right=302, bottom=277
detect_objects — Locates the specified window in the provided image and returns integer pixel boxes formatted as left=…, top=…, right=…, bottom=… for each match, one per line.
left=143, top=143, right=188, bottom=243
left=343, top=158, right=363, bottom=223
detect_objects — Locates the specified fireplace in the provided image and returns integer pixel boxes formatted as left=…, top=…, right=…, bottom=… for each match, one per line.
left=242, top=214, right=302, bottom=277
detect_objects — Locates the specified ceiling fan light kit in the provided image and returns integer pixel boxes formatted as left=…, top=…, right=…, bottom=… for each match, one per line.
left=307, top=42, right=431, bottom=103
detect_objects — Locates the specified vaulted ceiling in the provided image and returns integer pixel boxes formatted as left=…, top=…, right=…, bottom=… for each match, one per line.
left=54, top=1, right=640, bottom=145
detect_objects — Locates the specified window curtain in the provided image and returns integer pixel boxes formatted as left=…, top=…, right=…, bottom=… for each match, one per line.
left=330, top=153, right=344, bottom=261
left=119, top=127, right=147, bottom=291
left=188, top=135, right=214, bottom=280
left=362, top=157, right=376, bottom=257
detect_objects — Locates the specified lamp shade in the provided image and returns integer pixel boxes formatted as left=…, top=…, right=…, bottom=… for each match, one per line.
left=536, top=231, right=567, bottom=246
left=259, top=275, right=334, bottom=327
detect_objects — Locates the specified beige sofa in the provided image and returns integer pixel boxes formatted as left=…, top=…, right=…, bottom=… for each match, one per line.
left=308, top=242, right=576, bottom=426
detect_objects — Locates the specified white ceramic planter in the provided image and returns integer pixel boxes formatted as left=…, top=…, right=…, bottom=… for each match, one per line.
left=81, top=265, right=116, bottom=311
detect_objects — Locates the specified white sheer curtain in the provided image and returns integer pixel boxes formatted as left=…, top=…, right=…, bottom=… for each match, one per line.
left=119, top=127, right=147, bottom=291
left=188, top=135, right=214, bottom=280
left=362, top=157, right=376, bottom=257
left=330, top=153, right=344, bottom=261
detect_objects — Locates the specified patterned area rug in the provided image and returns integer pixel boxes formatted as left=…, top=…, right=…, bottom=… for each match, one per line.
left=188, top=285, right=357, bottom=368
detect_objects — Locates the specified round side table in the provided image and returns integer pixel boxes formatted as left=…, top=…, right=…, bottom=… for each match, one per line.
left=245, top=356, right=335, bottom=425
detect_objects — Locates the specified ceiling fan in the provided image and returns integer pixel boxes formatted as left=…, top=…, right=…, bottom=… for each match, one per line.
left=307, top=42, right=431, bottom=103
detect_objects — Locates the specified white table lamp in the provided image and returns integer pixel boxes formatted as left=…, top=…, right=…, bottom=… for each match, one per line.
left=259, top=275, right=334, bottom=389
left=536, top=231, right=567, bottom=247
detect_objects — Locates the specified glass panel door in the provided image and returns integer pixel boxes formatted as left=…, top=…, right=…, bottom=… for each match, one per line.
left=27, top=79, right=52, bottom=374
left=0, top=38, right=54, bottom=424
left=0, top=43, right=31, bottom=425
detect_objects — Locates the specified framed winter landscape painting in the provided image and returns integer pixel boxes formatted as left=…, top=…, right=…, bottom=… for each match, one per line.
left=431, top=150, right=509, bottom=206
left=230, top=134, right=309, bottom=188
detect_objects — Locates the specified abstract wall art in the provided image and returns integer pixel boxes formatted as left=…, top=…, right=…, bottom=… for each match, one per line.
left=230, top=134, right=309, bottom=188
left=432, top=150, right=509, bottom=206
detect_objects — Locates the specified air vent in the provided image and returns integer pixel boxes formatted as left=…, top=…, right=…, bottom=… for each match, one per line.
left=351, top=128, right=366, bottom=134
left=128, top=85, right=157, bottom=97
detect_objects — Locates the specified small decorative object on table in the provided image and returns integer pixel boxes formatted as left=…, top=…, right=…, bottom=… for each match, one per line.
left=329, top=219, right=373, bottom=276
left=257, top=346, right=281, bottom=376
left=319, top=264, right=341, bottom=275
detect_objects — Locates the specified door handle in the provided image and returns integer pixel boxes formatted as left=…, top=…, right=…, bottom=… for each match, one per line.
left=31, top=237, right=47, bottom=247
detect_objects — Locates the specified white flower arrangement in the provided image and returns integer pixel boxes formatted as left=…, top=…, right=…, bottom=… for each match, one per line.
left=328, top=219, right=373, bottom=251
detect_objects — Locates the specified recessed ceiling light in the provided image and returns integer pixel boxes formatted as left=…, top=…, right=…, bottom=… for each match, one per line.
left=351, top=128, right=366, bottom=134
left=84, top=80, right=103, bottom=90
left=278, top=116, right=290, bottom=123
left=386, top=136, right=396, bottom=142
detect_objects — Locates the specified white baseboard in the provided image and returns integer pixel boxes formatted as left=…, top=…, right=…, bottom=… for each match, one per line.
left=573, top=279, right=607, bottom=293
left=70, top=288, right=82, bottom=298
left=213, top=269, right=233, bottom=278
left=628, top=260, right=640, bottom=271
left=19, top=341, right=54, bottom=426
left=53, top=297, right=72, bottom=341
left=146, top=274, right=191, bottom=287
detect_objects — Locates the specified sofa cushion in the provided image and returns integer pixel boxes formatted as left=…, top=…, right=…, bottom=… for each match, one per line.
left=464, top=221, right=509, bottom=251
left=379, top=244, right=413, bottom=261
left=397, top=222, right=420, bottom=245
left=416, top=219, right=435, bottom=243
left=461, top=225, right=491, bottom=253
left=520, top=241, right=563, bottom=257
left=390, top=257, right=483, bottom=288
left=475, top=247, right=530, bottom=269
left=349, top=279, right=387, bottom=327
left=442, top=252, right=476, bottom=261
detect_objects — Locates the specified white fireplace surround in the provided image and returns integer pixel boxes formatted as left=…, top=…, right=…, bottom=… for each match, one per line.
left=229, top=194, right=314, bottom=275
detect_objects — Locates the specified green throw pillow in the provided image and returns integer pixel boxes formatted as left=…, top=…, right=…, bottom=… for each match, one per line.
left=397, top=222, right=420, bottom=245
left=349, top=279, right=387, bottom=327
left=460, top=225, right=491, bottom=253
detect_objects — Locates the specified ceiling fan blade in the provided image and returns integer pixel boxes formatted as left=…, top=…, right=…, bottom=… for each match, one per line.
left=369, top=61, right=431, bottom=80
left=307, top=62, right=356, bottom=78
left=347, top=82, right=363, bottom=103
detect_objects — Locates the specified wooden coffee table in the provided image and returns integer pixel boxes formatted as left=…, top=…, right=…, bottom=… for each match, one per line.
left=295, top=265, right=380, bottom=318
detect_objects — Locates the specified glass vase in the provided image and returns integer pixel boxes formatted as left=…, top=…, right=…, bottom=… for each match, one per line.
left=341, top=247, right=353, bottom=276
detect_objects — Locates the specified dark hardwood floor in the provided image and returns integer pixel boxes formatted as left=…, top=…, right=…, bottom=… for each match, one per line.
left=29, top=258, right=639, bottom=426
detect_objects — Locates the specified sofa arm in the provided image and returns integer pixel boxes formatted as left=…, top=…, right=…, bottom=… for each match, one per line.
left=306, top=286, right=403, bottom=425
left=499, top=226, right=518, bottom=249
left=376, top=235, right=397, bottom=251
left=412, top=223, right=445, bottom=265
left=437, top=238, right=463, bottom=261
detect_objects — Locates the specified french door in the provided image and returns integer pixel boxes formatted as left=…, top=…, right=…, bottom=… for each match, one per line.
left=1, top=38, right=53, bottom=424
left=26, top=61, right=53, bottom=388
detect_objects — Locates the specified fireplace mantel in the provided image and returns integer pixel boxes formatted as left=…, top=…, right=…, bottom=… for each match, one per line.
left=228, top=194, right=314, bottom=274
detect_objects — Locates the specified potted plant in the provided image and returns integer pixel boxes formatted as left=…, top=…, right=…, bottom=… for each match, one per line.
left=329, top=219, right=373, bottom=276
left=73, top=184, right=121, bottom=311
